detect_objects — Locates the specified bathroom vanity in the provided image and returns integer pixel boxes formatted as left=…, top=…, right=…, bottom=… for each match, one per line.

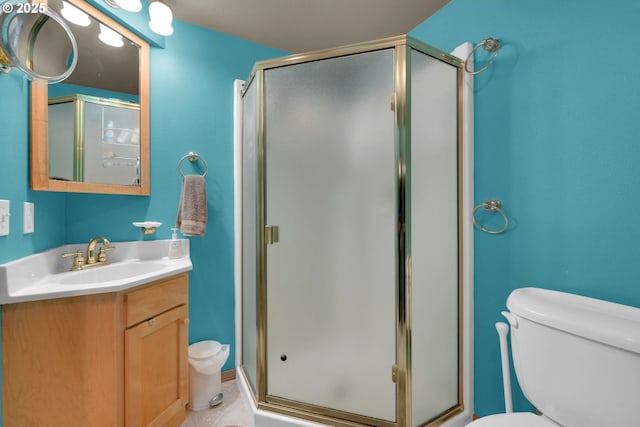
left=2, top=272, right=189, bottom=427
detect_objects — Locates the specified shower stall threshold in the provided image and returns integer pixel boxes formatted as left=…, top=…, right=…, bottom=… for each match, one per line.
left=237, top=369, right=324, bottom=427
left=236, top=368, right=471, bottom=427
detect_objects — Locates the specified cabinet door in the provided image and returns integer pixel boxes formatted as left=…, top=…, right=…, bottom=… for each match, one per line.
left=125, top=304, right=189, bottom=427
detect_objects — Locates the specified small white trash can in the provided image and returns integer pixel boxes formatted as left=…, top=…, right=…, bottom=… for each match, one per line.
left=188, top=340, right=230, bottom=411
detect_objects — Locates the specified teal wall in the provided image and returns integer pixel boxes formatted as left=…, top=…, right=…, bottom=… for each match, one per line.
left=411, top=0, right=640, bottom=418
left=0, top=18, right=285, bottom=424
left=0, top=74, right=67, bottom=262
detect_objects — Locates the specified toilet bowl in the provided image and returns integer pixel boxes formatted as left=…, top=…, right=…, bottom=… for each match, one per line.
left=467, top=287, right=640, bottom=427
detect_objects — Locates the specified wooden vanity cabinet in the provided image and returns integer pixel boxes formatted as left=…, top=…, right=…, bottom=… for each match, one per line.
left=124, top=274, right=189, bottom=427
left=2, top=272, right=189, bottom=427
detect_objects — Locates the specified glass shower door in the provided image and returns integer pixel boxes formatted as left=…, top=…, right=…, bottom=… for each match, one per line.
left=264, top=49, right=397, bottom=422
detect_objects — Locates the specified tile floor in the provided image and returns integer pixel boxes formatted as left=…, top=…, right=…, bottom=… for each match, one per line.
left=181, top=380, right=254, bottom=427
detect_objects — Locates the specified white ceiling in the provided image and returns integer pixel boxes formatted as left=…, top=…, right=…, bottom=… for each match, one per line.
left=166, top=0, right=451, bottom=53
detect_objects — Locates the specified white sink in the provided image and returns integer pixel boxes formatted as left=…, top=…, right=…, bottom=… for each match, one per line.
left=53, top=261, right=169, bottom=285
left=0, top=240, right=192, bottom=304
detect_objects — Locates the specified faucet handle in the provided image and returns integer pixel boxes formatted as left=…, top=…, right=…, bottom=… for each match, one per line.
left=62, top=250, right=86, bottom=270
left=97, top=238, right=115, bottom=251
left=97, top=245, right=115, bottom=262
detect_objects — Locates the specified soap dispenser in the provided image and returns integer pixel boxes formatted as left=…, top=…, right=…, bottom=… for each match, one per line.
left=169, top=228, right=182, bottom=258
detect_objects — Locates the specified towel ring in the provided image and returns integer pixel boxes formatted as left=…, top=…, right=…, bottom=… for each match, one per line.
left=464, top=38, right=500, bottom=75
left=472, top=199, right=509, bottom=234
left=178, top=151, right=208, bottom=177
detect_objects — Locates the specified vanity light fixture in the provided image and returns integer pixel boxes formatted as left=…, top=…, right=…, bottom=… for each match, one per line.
left=99, top=23, right=124, bottom=47
left=148, top=1, right=173, bottom=36
left=61, top=1, right=91, bottom=27
left=104, top=0, right=174, bottom=37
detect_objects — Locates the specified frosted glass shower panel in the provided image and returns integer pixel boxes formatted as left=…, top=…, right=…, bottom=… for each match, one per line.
left=241, top=79, right=259, bottom=394
left=410, top=49, right=460, bottom=425
left=264, top=49, right=397, bottom=421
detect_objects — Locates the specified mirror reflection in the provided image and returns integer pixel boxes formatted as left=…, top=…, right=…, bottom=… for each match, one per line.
left=48, top=0, right=140, bottom=187
left=48, top=94, right=141, bottom=185
left=50, top=0, right=139, bottom=95
left=30, top=0, right=150, bottom=195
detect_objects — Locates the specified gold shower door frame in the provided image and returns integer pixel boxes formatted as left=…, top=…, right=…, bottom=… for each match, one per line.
left=241, top=34, right=465, bottom=427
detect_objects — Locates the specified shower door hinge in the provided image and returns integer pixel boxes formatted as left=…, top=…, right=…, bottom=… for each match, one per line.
left=265, top=225, right=279, bottom=245
left=391, top=364, right=398, bottom=383
left=390, top=93, right=396, bottom=111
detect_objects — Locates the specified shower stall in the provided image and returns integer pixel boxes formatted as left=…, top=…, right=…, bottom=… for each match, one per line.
left=236, top=35, right=473, bottom=427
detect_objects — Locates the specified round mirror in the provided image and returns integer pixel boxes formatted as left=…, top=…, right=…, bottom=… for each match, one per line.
left=0, top=5, right=77, bottom=83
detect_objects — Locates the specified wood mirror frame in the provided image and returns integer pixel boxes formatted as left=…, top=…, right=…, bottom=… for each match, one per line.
left=30, top=0, right=150, bottom=195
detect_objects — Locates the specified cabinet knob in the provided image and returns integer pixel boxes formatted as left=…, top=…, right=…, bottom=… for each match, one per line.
left=182, top=318, right=190, bottom=325
left=148, top=318, right=155, bottom=326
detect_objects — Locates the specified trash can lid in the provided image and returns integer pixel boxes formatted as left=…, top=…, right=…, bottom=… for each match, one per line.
left=189, top=340, right=222, bottom=360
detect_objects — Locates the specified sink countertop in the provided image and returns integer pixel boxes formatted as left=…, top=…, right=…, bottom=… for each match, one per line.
left=0, top=239, right=192, bottom=304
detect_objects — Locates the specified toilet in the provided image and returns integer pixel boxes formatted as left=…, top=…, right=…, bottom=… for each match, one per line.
left=468, top=287, right=640, bottom=427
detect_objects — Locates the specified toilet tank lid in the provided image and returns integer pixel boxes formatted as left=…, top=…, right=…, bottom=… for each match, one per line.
left=507, top=287, right=640, bottom=354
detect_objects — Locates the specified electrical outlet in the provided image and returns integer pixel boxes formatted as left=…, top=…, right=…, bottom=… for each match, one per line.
left=0, top=200, right=9, bottom=236
left=23, top=202, right=34, bottom=234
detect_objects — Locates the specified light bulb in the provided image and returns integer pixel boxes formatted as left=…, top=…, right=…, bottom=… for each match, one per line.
left=99, top=23, right=124, bottom=47
left=149, top=1, right=173, bottom=36
left=61, top=1, right=91, bottom=27
left=114, top=0, right=142, bottom=13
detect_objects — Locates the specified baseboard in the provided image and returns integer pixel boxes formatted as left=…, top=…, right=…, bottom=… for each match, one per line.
left=222, top=368, right=236, bottom=382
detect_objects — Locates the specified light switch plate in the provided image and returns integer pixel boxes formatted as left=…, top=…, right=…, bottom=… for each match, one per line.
left=0, top=200, right=9, bottom=236
left=23, top=202, right=34, bottom=234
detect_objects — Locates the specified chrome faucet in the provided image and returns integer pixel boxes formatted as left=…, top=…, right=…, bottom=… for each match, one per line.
left=62, top=237, right=115, bottom=271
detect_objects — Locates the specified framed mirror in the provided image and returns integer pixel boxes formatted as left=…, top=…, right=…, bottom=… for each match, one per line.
left=30, top=0, right=150, bottom=195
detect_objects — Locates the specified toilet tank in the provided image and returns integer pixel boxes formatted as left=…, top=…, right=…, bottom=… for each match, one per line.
left=506, top=287, right=640, bottom=427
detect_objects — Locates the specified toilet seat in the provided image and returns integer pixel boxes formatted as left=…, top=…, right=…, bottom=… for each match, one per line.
left=466, top=412, right=559, bottom=427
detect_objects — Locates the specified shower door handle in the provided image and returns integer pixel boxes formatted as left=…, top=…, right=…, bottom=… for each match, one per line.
left=265, top=225, right=279, bottom=245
